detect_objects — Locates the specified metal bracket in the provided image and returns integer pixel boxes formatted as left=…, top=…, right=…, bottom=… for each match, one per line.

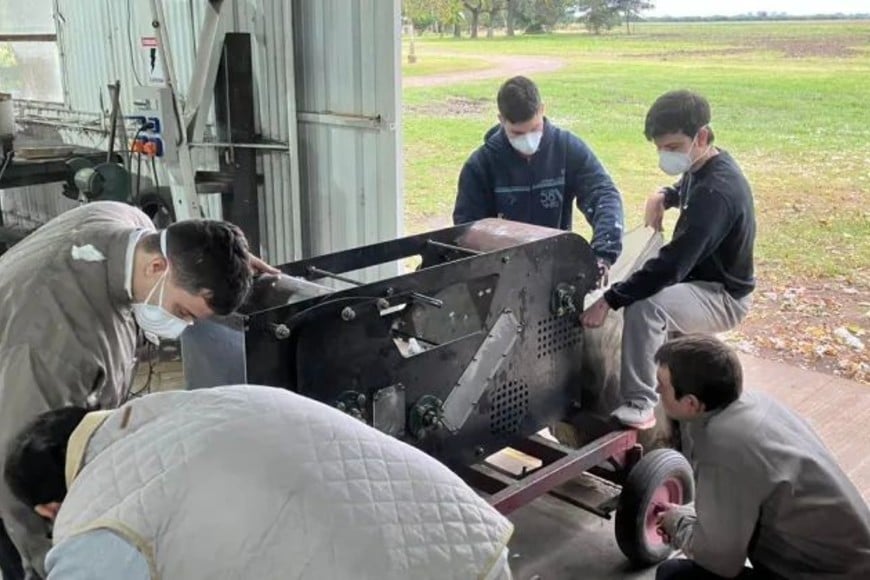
left=148, top=0, right=226, bottom=220
left=551, top=283, right=578, bottom=317
left=372, top=384, right=406, bottom=437
left=409, top=395, right=444, bottom=440
left=334, top=390, right=367, bottom=422
left=441, top=310, right=520, bottom=433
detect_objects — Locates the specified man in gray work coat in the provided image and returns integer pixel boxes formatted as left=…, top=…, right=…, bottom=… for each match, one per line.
left=653, top=335, right=870, bottom=580
left=0, top=201, right=264, bottom=579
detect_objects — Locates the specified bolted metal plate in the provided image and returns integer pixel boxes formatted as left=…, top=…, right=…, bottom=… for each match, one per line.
left=442, top=311, right=520, bottom=433
left=372, top=384, right=406, bottom=437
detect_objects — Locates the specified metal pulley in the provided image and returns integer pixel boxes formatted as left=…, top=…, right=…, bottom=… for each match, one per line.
left=65, top=158, right=131, bottom=202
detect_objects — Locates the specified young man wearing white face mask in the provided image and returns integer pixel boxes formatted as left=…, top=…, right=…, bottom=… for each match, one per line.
left=0, top=201, right=266, bottom=579
left=581, top=90, right=756, bottom=430
left=453, top=76, right=625, bottom=275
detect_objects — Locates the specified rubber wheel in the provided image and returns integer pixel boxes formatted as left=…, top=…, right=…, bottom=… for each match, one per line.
left=135, top=190, right=176, bottom=228
left=615, top=448, right=694, bottom=567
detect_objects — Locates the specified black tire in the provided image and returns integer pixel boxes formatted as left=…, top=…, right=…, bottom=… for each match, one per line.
left=135, top=190, right=176, bottom=228
left=615, top=448, right=694, bottom=567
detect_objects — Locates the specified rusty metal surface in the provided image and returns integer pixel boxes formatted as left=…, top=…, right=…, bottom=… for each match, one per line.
left=455, top=218, right=564, bottom=253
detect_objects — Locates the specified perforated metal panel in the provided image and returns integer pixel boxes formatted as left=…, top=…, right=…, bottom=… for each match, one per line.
left=536, top=315, right=583, bottom=359
left=489, top=379, right=530, bottom=436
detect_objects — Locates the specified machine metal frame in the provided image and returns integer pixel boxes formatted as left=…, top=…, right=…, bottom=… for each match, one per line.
left=182, top=219, right=692, bottom=566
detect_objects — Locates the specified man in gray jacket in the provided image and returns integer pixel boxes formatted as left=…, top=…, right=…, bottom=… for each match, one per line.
left=653, top=335, right=870, bottom=579
left=0, top=201, right=264, bottom=579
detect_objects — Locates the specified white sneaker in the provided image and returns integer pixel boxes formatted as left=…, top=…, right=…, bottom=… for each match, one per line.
left=612, top=401, right=657, bottom=430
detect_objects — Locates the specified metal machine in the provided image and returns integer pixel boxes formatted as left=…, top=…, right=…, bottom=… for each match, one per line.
left=183, top=219, right=694, bottom=566
left=188, top=218, right=596, bottom=465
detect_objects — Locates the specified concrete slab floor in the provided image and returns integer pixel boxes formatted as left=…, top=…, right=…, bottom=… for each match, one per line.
left=507, top=494, right=657, bottom=580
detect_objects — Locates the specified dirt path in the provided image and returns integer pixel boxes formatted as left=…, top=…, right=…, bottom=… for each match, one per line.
left=403, top=53, right=567, bottom=88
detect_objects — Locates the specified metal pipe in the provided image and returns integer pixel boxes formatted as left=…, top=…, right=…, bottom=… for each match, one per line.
left=306, top=266, right=443, bottom=308
left=427, top=239, right=484, bottom=255
left=14, top=118, right=105, bottom=133
left=188, top=141, right=291, bottom=152
left=406, top=292, right=443, bottom=309
left=0, top=34, right=57, bottom=42
left=106, top=81, right=121, bottom=164
left=307, top=266, right=362, bottom=286
left=296, top=111, right=383, bottom=131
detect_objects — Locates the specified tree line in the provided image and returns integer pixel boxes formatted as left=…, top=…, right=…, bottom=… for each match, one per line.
left=402, top=1, right=656, bottom=38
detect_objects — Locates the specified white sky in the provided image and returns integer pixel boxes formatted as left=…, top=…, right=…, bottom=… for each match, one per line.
left=648, top=1, right=870, bottom=17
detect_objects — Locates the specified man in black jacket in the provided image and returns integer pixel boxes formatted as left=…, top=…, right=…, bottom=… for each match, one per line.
left=454, top=76, right=624, bottom=270
left=581, top=90, right=756, bottom=429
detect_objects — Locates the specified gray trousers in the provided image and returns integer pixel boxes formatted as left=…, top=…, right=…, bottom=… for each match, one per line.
left=621, top=281, right=750, bottom=407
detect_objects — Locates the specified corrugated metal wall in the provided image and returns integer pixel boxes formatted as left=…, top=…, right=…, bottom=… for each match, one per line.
left=2, top=0, right=401, bottom=269
left=293, top=0, right=402, bottom=273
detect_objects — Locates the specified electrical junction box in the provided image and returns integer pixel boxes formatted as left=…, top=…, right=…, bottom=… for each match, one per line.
left=130, top=86, right=178, bottom=162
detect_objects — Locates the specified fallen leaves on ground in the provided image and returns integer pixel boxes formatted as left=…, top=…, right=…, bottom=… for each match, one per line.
left=721, top=275, right=869, bottom=385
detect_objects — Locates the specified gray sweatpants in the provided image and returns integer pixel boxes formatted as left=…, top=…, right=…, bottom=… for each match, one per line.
left=621, top=281, right=750, bottom=407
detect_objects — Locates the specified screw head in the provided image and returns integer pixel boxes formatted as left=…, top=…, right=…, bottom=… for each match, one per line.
left=273, top=324, right=291, bottom=340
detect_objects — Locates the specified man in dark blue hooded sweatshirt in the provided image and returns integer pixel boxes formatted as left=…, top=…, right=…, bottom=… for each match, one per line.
left=453, top=76, right=625, bottom=274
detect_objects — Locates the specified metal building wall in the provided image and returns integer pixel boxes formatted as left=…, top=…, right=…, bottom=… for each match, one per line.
left=2, top=0, right=402, bottom=269
left=293, top=0, right=403, bottom=277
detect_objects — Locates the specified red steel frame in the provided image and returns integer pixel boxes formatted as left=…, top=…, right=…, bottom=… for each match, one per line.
left=461, top=428, right=641, bottom=516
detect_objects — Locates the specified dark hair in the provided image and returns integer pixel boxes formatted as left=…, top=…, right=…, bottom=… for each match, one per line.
left=143, top=220, right=253, bottom=315
left=497, top=76, right=542, bottom=124
left=654, top=334, right=742, bottom=411
left=644, top=90, right=715, bottom=143
left=4, top=407, right=88, bottom=509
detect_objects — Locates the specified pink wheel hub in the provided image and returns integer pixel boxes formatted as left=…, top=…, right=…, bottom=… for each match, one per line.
left=644, top=477, right=684, bottom=546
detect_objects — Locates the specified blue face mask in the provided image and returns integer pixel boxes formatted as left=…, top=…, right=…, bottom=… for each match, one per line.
left=131, top=230, right=191, bottom=343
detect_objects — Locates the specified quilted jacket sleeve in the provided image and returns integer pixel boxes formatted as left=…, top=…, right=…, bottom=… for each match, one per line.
left=46, top=529, right=150, bottom=580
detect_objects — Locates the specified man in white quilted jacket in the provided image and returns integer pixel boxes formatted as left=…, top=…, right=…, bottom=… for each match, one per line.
left=4, top=385, right=514, bottom=580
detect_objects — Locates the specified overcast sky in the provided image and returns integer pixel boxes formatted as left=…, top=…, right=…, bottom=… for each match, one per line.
left=647, top=1, right=869, bottom=17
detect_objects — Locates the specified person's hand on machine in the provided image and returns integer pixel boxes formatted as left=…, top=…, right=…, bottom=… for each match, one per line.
left=644, top=188, right=668, bottom=232
left=580, top=295, right=610, bottom=328
left=249, top=253, right=280, bottom=276
left=596, top=258, right=610, bottom=289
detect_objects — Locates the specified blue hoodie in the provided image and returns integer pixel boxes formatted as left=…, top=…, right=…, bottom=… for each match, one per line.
left=453, top=119, right=624, bottom=264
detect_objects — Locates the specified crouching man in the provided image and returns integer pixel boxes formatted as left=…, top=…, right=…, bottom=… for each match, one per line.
left=652, top=335, right=870, bottom=579
left=4, top=385, right=514, bottom=580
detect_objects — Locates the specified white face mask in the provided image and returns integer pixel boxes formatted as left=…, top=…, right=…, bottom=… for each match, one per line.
left=131, top=231, right=192, bottom=343
left=508, top=130, right=543, bottom=156
left=658, top=149, right=693, bottom=176
left=658, top=131, right=710, bottom=176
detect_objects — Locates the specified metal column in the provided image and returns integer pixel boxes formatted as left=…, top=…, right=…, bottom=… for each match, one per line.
left=214, top=33, right=260, bottom=253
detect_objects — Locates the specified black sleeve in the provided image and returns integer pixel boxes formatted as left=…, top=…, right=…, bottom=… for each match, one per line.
left=663, top=176, right=686, bottom=209
left=604, top=188, right=734, bottom=310
left=663, top=186, right=680, bottom=209
left=453, top=159, right=495, bottom=225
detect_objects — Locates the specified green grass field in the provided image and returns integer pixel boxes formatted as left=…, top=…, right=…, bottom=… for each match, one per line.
left=401, top=20, right=870, bottom=283
left=402, top=53, right=490, bottom=77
